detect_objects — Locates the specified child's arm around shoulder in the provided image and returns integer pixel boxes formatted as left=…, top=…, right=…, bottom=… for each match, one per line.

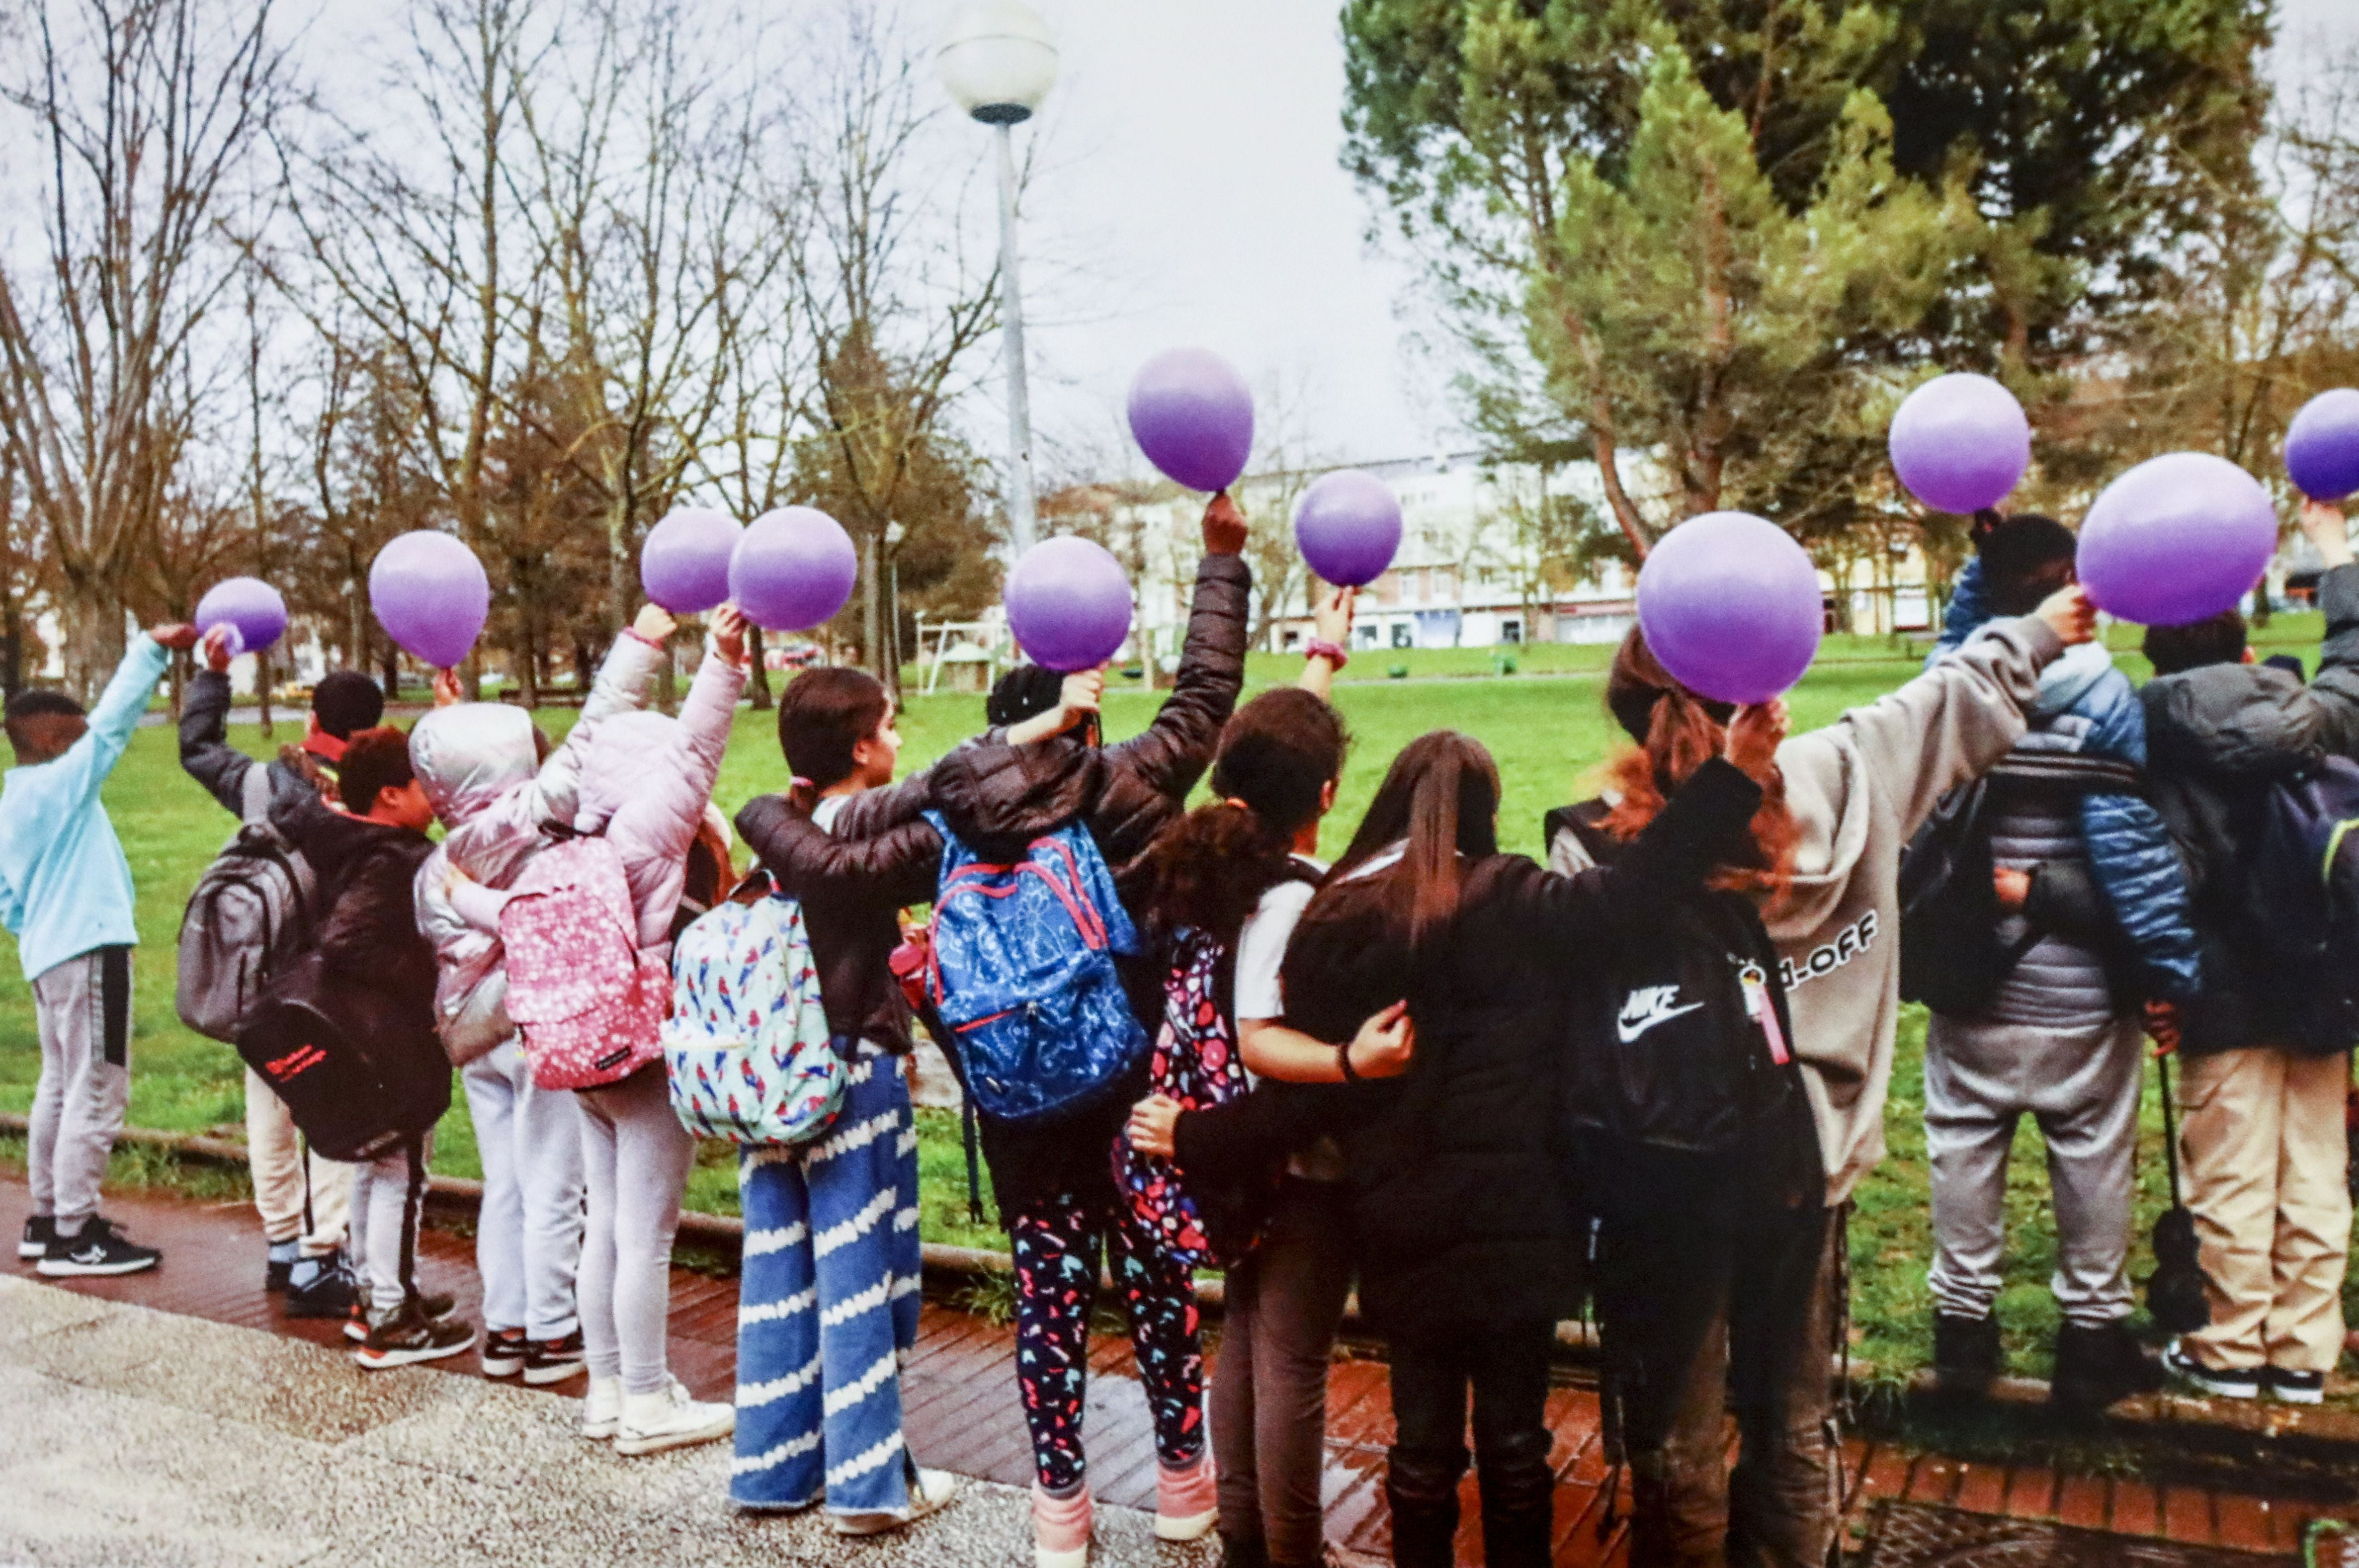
left=735, top=793, right=943, bottom=911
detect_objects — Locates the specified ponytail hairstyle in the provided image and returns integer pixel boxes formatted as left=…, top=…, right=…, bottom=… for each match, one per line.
left=1136, top=688, right=1349, bottom=948
left=1327, top=730, right=1501, bottom=950
left=1599, top=628, right=1797, bottom=902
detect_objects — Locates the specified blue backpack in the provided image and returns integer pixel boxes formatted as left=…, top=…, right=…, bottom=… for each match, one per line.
left=921, top=810, right=1150, bottom=1125
left=2250, top=755, right=2359, bottom=1051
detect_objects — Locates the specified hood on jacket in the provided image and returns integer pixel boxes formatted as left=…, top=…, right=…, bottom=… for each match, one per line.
left=2033, top=642, right=2114, bottom=721
left=573, top=709, right=681, bottom=834
left=2144, top=664, right=2321, bottom=780
left=928, top=736, right=1101, bottom=861
left=411, top=703, right=539, bottom=825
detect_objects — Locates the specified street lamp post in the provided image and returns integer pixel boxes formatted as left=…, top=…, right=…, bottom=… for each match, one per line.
left=938, top=1, right=1057, bottom=557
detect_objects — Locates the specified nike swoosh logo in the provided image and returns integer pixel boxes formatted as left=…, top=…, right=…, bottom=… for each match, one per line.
left=1616, top=1001, right=1703, bottom=1044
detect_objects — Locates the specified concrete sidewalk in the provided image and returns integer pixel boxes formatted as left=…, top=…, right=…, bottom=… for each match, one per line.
left=0, top=1276, right=1209, bottom=1568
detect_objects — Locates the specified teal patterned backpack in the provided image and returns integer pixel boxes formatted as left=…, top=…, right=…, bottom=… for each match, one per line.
left=664, top=877, right=845, bottom=1146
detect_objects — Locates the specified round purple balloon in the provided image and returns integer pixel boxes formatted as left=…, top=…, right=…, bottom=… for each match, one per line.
left=2078, top=453, right=2277, bottom=627
left=2287, top=389, right=2359, bottom=501
left=1293, top=470, right=1403, bottom=588
left=1890, top=373, right=2031, bottom=514
left=1637, top=512, right=1823, bottom=705
left=1005, top=536, right=1133, bottom=672
left=369, top=531, right=489, bottom=669
left=730, top=507, right=858, bottom=632
left=1127, top=348, right=1255, bottom=493
left=194, top=576, right=287, bottom=656
left=641, top=507, right=742, bottom=613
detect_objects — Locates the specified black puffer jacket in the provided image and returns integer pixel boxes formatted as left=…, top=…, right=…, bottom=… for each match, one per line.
left=179, top=668, right=335, bottom=817
left=737, top=549, right=1252, bottom=1220
left=1184, top=759, right=1766, bottom=1340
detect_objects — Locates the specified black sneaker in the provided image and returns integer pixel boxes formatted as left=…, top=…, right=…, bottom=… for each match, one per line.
left=482, top=1326, right=529, bottom=1379
left=2265, top=1366, right=2327, bottom=1406
left=265, top=1242, right=299, bottom=1294
left=523, top=1328, right=588, bottom=1387
left=2161, top=1339, right=2261, bottom=1400
left=354, top=1305, right=476, bottom=1370
left=37, top=1218, right=160, bottom=1277
left=345, top=1297, right=369, bottom=1343
left=1932, top=1313, right=2001, bottom=1395
left=18, top=1216, right=54, bottom=1262
left=415, top=1289, right=458, bottom=1323
left=2051, top=1319, right=2163, bottom=1412
left=284, top=1256, right=358, bottom=1319
left=345, top=1287, right=454, bottom=1340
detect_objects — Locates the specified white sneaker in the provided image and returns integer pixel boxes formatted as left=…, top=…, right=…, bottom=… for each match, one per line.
left=614, top=1377, right=734, bottom=1456
left=833, top=1467, right=962, bottom=1536
left=582, top=1377, right=623, bottom=1440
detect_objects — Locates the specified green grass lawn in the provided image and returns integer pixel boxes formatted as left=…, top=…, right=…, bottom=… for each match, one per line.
left=2, top=607, right=2344, bottom=1379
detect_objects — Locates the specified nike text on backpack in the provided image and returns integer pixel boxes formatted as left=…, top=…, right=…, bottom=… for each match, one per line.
left=665, top=878, right=848, bottom=1145
left=235, top=952, right=452, bottom=1162
left=177, top=767, right=314, bottom=1042
left=921, top=810, right=1151, bottom=1126
left=500, top=836, right=671, bottom=1092
left=1114, top=928, right=1262, bottom=1268
left=2249, top=754, right=2359, bottom=1052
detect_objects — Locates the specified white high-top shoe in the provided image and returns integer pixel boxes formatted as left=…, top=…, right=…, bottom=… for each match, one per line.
left=582, top=1377, right=623, bottom=1440
left=614, top=1377, right=735, bottom=1456
left=833, top=1467, right=962, bottom=1536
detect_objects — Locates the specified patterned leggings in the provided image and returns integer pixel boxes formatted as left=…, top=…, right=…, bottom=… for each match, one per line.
left=1010, top=1191, right=1205, bottom=1493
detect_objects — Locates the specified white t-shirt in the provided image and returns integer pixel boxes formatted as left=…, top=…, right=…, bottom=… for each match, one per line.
left=1230, top=855, right=1343, bottom=1182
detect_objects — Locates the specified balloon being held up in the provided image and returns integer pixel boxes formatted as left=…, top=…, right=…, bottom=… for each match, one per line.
left=2077, top=453, right=2276, bottom=627
left=730, top=507, right=858, bottom=631
left=641, top=507, right=742, bottom=613
left=2286, top=389, right=2359, bottom=501
left=1005, top=535, right=1133, bottom=672
left=194, top=577, right=288, bottom=656
left=1889, top=373, right=2031, bottom=514
left=1293, top=470, right=1403, bottom=588
left=370, top=531, right=490, bottom=670
left=1127, top=348, right=1254, bottom=493
left=1636, top=511, right=1822, bottom=706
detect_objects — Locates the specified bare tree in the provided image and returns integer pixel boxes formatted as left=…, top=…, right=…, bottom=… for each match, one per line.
left=0, top=0, right=289, bottom=697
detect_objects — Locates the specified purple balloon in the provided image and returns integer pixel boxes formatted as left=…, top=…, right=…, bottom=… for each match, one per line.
left=1890, top=373, right=2031, bottom=513
left=1005, top=536, right=1133, bottom=672
left=1127, top=348, right=1255, bottom=493
left=641, top=507, right=742, bottom=613
left=2287, top=389, right=2359, bottom=501
left=1293, top=470, right=1403, bottom=588
left=1637, top=512, right=1823, bottom=705
left=2078, top=453, right=2276, bottom=627
left=369, top=531, right=489, bottom=670
left=194, top=576, right=287, bottom=656
left=731, top=507, right=858, bottom=632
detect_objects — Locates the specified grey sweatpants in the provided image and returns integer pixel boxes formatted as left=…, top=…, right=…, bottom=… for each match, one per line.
left=351, top=1132, right=432, bottom=1319
left=462, top=1041, right=585, bottom=1339
left=1925, top=1012, right=2143, bottom=1327
left=577, top=1063, right=694, bottom=1395
left=26, top=947, right=132, bottom=1235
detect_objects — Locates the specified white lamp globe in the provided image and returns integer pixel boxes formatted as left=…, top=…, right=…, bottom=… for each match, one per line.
left=937, top=0, right=1058, bottom=125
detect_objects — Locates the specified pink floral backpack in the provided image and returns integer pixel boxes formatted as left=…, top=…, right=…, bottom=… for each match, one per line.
left=500, top=837, right=670, bottom=1091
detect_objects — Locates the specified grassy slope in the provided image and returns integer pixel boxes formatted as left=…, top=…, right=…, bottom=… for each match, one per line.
left=0, top=609, right=2337, bottom=1373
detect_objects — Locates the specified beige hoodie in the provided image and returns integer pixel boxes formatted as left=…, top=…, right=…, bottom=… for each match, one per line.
left=1550, top=615, right=2065, bottom=1205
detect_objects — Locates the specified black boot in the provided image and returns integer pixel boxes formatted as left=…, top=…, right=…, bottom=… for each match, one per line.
left=1476, top=1430, right=1557, bottom=1568
left=1385, top=1453, right=1465, bottom=1568
left=1218, top=1532, right=1268, bottom=1568
left=2051, top=1318, right=2162, bottom=1413
left=1932, top=1313, right=2001, bottom=1396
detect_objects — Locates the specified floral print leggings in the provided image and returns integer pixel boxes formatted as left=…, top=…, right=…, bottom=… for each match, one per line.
left=1010, top=1191, right=1205, bottom=1493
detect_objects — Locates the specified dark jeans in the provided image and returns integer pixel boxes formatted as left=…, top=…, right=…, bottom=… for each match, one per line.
left=1596, top=1200, right=1842, bottom=1568
left=1385, top=1318, right=1558, bottom=1568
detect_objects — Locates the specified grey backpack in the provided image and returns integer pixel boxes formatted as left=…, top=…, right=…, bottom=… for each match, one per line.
left=176, top=767, right=317, bottom=1042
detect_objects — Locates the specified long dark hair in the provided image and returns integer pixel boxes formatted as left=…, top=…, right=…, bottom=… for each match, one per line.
left=1326, top=730, right=1501, bottom=949
left=1136, top=688, right=1348, bottom=948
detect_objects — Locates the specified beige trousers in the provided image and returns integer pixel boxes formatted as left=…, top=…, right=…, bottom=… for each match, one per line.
left=2176, top=1047, right=2352, bottom=1374
left=246, top=1067, right=352, bottom=1256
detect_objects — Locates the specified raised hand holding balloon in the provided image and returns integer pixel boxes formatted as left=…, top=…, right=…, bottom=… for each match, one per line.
left=193, top=577, right=289, bottom=658
left=730, top=507, right=859, bottom=631
left=1293, top=470, right=1403, bottom=587
left=1127, top=348, right=1254, bottom=494
left=1890, top=373, right=2031, bottom=514
left=2076, top=454, right=2276, bottom=627
left=1005, top=536, right=1133, bottom=672
left=370, top=531, right=491, bottom=670
left=1636, top=511, right=1822, bottom=705
left=641, top=507, right=743, bottom=613
left=2286, top=389, right=2359, bottom=502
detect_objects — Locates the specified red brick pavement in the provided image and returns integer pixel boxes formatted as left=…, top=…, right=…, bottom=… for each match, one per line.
left=6, top=1177, right=2339, bottom=1563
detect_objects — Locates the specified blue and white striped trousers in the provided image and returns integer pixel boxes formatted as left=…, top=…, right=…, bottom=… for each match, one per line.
left=731, top=1049, right=925, bottom=1514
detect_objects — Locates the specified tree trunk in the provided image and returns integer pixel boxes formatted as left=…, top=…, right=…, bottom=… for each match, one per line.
left=2251, top=580, right=2273, bottom=629
left=748, top=624, right=772, bottom=709
left=60, top=579, right=129, bottom=705
left=256, top=647, right=274, bottom=740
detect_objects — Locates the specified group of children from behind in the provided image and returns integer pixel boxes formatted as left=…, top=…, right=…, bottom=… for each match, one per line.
left=8, top=487, right=2353, bottom=1568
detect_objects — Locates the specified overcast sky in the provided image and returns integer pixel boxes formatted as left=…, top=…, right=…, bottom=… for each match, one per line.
left=995, top=0, right=2359, bottom=477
